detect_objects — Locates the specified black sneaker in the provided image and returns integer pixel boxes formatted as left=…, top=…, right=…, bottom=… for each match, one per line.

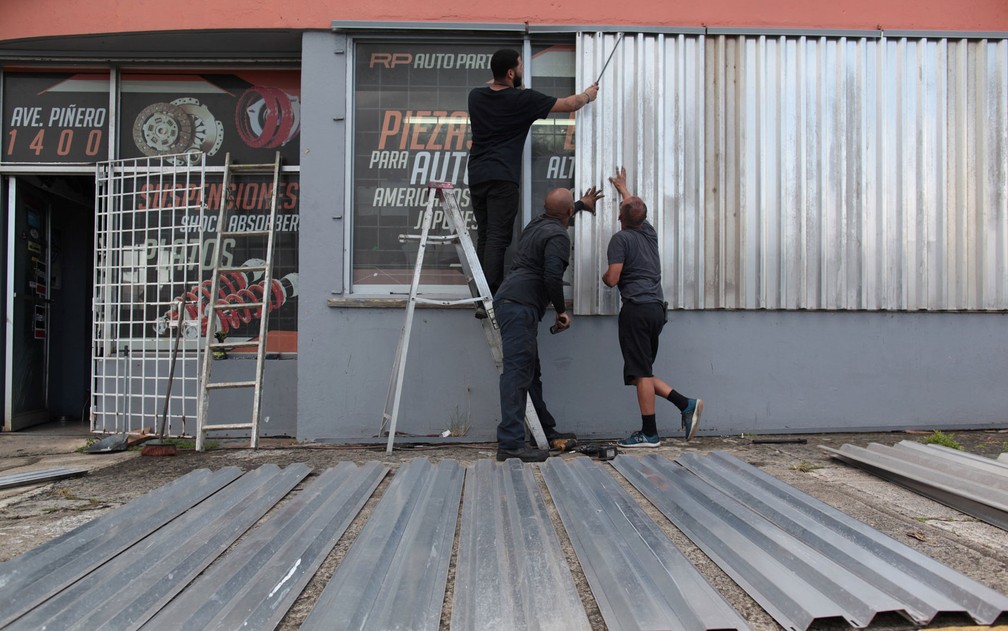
left=497, top=446, right=549, bottom=462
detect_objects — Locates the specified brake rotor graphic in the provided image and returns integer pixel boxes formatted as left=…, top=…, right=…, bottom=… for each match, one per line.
left=283, top=95, right=301, bottom=145
left=171, top=97, right=224, bottom=165
left=235, top=87, right=301, bottom=149
left=133, top=102, right=194, bottom=156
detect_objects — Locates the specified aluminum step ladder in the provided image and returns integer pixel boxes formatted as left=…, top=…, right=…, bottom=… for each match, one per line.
left=380, top=181, right=548, bottom=453
left=196, top=151, right=282, bottom=451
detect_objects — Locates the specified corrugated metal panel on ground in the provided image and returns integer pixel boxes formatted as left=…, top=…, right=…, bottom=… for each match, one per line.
left=7, top=464, right=310, bottom=631
left=919, top=442, right=1008, bottom=474
left=617, top=452, right=1008, bottom=627
left=0, top=467, right=242, bottom=629
left=575, top=33, right=1008, bottom=313
left=300, top=458, right=464, bottom=631
left=822, top=440, right=1008, bottom=531
left=613, top=453, right=908, bottom=630
left=898, top=441, right=1008, bottom=478
left=145, top=461, right=388, bottom=631
left=451, top=459, right=590, bottom=631
left=0, top=467, right=86, bottom=490
left=541, top=457, right=752, bottom=631
left=677, top=451, right=1008, bottom=624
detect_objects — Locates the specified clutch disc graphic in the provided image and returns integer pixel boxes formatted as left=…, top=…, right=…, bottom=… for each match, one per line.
left=133, top=102, right=194, bottom=156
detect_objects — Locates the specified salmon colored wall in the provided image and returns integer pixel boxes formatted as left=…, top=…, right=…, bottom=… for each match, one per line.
left=1, top=0, right=1006, bottom=43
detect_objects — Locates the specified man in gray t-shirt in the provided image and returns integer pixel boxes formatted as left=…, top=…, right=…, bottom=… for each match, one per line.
left=602, top=167, right=703, bottom=447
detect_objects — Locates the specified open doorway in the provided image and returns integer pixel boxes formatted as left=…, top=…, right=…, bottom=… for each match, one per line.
left=3, top=175, right=94, bottom=431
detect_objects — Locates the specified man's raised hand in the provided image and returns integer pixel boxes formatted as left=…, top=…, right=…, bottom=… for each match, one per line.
left=577, top=186, right=605, bottom=214
left=609, top=166, right=630, bottom=199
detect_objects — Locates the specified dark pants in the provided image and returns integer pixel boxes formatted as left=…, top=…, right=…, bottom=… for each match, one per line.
left=471, top=180, right=519, bottom=294
left=495, top=300, right=558, bottom=449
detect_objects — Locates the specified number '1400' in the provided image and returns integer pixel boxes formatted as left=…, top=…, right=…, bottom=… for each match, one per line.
left=6, top=129, right=103, bottom=157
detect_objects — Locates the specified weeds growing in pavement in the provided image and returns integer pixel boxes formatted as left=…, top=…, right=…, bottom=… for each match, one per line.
left=921, top=430, right=963, bottom=450
left=791, top=459, right=823, bottom=472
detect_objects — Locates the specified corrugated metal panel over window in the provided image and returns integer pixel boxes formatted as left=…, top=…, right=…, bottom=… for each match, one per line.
left=574, top=33, right=1008, bottom=314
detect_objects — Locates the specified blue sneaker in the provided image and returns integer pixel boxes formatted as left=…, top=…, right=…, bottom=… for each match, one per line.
left=681, top=398, right=703, bottom=441
left=618, top=431, right=661, bottom=448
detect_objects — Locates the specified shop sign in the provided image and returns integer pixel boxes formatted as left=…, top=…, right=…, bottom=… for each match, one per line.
left=119, top=70, right=302, bottom=166
left=2, top=70, right=302, bottom=166
left=2, top=72, right=110, bottom=162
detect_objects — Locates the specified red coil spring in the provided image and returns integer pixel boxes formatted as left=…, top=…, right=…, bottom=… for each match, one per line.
left=170, top=271, right=286, bottom=336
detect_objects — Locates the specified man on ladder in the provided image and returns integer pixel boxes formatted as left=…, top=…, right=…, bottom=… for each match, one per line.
left=495, top=186, right=603, bottom=462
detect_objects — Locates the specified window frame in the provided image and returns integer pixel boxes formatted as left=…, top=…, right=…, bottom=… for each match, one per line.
left=343, top=33, right=578, bottom=298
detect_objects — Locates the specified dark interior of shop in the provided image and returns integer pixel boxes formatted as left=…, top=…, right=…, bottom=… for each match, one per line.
left=5, top=175, right=94, bottom=428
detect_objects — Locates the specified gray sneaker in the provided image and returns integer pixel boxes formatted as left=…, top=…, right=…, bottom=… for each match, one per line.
left=681, top=398, right=703, bottom=441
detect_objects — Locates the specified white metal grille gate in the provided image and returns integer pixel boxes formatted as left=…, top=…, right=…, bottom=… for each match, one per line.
left=91, top=154, right=206, bottom=436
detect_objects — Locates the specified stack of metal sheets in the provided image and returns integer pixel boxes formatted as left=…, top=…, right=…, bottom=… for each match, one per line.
left=1, top=453, right=1006, bottom=631
left=822, top=440, right=1008, bottom=530
left=613, top=451, right=1008, bottom=631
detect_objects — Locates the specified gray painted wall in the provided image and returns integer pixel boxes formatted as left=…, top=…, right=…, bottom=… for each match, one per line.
left=207, top=358, right=298, bottom=437
left=298, top=31, right=349, bottom=439
left=299, top=308, right=1008, bottom=442
left=297, top=31, right=1007, bottom=444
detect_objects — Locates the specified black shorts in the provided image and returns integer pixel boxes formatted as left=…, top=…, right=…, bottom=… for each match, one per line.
left=618, top=301, right=666, bottom=385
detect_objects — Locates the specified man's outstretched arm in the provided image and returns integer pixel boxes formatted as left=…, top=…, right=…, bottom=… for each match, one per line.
left=551, top=82, right=599, bottom=112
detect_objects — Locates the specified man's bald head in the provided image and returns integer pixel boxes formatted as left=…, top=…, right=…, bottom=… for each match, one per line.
left=619, top=196, right=647, bottom=228
left=544, top=188, right=575, bottom=224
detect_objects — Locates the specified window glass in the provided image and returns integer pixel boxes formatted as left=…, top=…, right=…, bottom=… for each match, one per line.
left=93, top=170, right=300, bottom=352
left=529, top=44, right=576, bottom=214
left=353, top=42, right=498, bottom=287
left=351, top=40, right=576, bottom=290
left=528, top=44, right=578, bottom=289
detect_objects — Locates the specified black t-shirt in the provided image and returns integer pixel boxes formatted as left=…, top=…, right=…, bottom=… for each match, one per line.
left=467, top=87, right=557, bottom=185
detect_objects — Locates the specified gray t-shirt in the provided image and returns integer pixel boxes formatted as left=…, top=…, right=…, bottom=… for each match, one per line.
left=606, top=220, right=664, bottom=304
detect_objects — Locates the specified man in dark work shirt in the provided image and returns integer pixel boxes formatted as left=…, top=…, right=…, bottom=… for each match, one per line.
left=495, top=186, right=603, bottom=463
left=468, top=48, right=599, bottom=295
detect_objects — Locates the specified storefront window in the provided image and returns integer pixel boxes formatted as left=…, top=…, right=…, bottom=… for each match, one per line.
left=351, top=40, right=576, bottom=290
left=528, top=44, right=577, bottom=288
left=529, top=44, right=576, bottom=217
left=112, top=71, right=302, bottom=351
